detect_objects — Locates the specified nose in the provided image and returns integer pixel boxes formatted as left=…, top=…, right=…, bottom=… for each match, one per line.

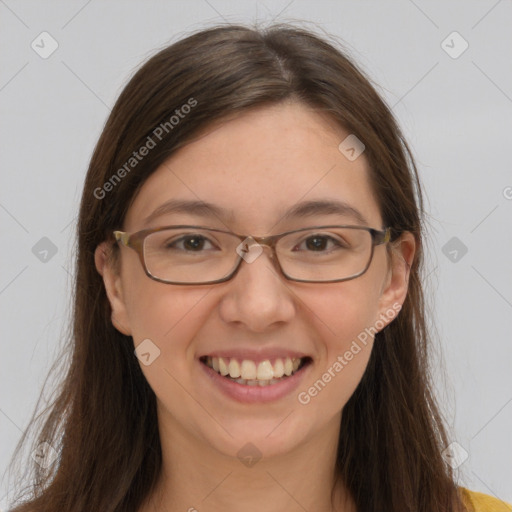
left=218, top=245, right=296, bottom=332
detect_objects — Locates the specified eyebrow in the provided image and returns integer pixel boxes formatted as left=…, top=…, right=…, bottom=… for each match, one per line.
left=142, top=198, right=369, bottom=227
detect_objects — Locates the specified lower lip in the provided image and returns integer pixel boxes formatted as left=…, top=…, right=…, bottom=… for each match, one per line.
left=199, top=359, right=312, bottom=404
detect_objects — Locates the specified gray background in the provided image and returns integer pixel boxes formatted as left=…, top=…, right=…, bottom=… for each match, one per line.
left=1, top=0, right=511, bottom=508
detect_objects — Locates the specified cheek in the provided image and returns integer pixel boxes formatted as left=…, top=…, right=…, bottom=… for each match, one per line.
left=301, top=274, right=382, bottom=347
left=295, top=280, right=381, bottom=410
left=123, top=280, right=213, bottom=415
left=124, top=278, right=208, bottom=349
left=121, top=260, right=212, bottom=371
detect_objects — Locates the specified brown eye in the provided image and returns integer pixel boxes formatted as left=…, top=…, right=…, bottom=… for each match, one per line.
left=296, top=235, right=345, bottom=252
left=165, top=235, right=216, bottom=251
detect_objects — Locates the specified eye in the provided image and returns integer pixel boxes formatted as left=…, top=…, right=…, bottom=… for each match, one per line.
left=295, top=234, right=346, bottom=252
left=166, top=235, right=217, bottom=251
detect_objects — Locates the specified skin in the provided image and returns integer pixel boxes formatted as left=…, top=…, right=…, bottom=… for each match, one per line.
left=95, top=101, right=415, bottom=512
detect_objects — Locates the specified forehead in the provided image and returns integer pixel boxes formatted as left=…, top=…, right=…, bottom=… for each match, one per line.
left=124, top=102, right=382, bottom=232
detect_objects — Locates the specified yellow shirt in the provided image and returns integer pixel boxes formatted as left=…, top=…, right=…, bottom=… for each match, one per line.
left=460, top=487, right=512, bottom=511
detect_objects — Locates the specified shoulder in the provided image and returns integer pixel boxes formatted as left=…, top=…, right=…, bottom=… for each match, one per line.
left=460, top=487, right=512, bottom=512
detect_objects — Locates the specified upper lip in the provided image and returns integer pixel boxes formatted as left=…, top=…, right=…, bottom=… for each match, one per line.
left=200, top=349, right=311, bottom=364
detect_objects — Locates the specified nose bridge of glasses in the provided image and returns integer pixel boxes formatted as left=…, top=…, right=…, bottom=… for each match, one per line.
left=250, top=234, right=278, bottom=249
left=232, top=234, right=281, bottom=275
left=242, top=234, right=281, bottom=261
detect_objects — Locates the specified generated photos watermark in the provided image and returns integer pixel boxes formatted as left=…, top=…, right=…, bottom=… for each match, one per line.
left=297, top=302, right=402, bottom=405
left=93, top=97, right=198, bottom=200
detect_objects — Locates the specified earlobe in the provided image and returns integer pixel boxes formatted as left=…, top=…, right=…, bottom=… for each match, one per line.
left=94, top=242, right=132, bottom=336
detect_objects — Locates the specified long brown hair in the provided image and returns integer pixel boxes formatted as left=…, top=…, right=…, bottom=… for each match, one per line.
left=6, top=23, right=468, bottom=512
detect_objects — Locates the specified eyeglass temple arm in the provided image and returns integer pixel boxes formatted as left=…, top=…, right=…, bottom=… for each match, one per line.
left=113, top=230, right=130, bottom=246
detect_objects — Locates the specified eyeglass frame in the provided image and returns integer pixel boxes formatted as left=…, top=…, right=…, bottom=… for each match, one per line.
left=113, top=224, right=392, bottom=285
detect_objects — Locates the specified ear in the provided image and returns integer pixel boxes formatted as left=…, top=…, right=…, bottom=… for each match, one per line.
left=94, top=241, right=132, bottom=336
left=376, top=231, right=416, bottom=327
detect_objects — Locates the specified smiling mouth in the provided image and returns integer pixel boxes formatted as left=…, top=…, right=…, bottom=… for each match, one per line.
left=199, top=355, right=312, bottom=386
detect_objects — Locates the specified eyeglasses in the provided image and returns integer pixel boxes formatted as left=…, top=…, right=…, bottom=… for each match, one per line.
left=113, top=224, right=391, bottom=285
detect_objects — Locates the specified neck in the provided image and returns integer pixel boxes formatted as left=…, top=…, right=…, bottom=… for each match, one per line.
left=139, top=408, right=355, bottom=512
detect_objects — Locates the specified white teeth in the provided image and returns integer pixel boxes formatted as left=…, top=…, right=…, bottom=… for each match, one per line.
left=218, top=357, right=229, bottom=376
left=284, top=357, right=293, bottom=376
left=204, top=355, right=305, bottom=383
left=228, top=359, right=241, bottom=378
left=256, top=360, right=273, bottom=380
left=240, top=360, right=257, bottom=380
left=273, top=358, right=284, bottom=378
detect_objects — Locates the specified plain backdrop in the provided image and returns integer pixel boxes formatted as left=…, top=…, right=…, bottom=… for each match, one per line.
left=1, top=0, right=511, bottom=508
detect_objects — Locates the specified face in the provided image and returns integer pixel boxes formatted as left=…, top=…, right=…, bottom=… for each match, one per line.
left=95, top=101, right=414, bottom=460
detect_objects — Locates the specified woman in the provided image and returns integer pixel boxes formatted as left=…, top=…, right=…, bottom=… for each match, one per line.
left=6, top=23, right=510, bottom=512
